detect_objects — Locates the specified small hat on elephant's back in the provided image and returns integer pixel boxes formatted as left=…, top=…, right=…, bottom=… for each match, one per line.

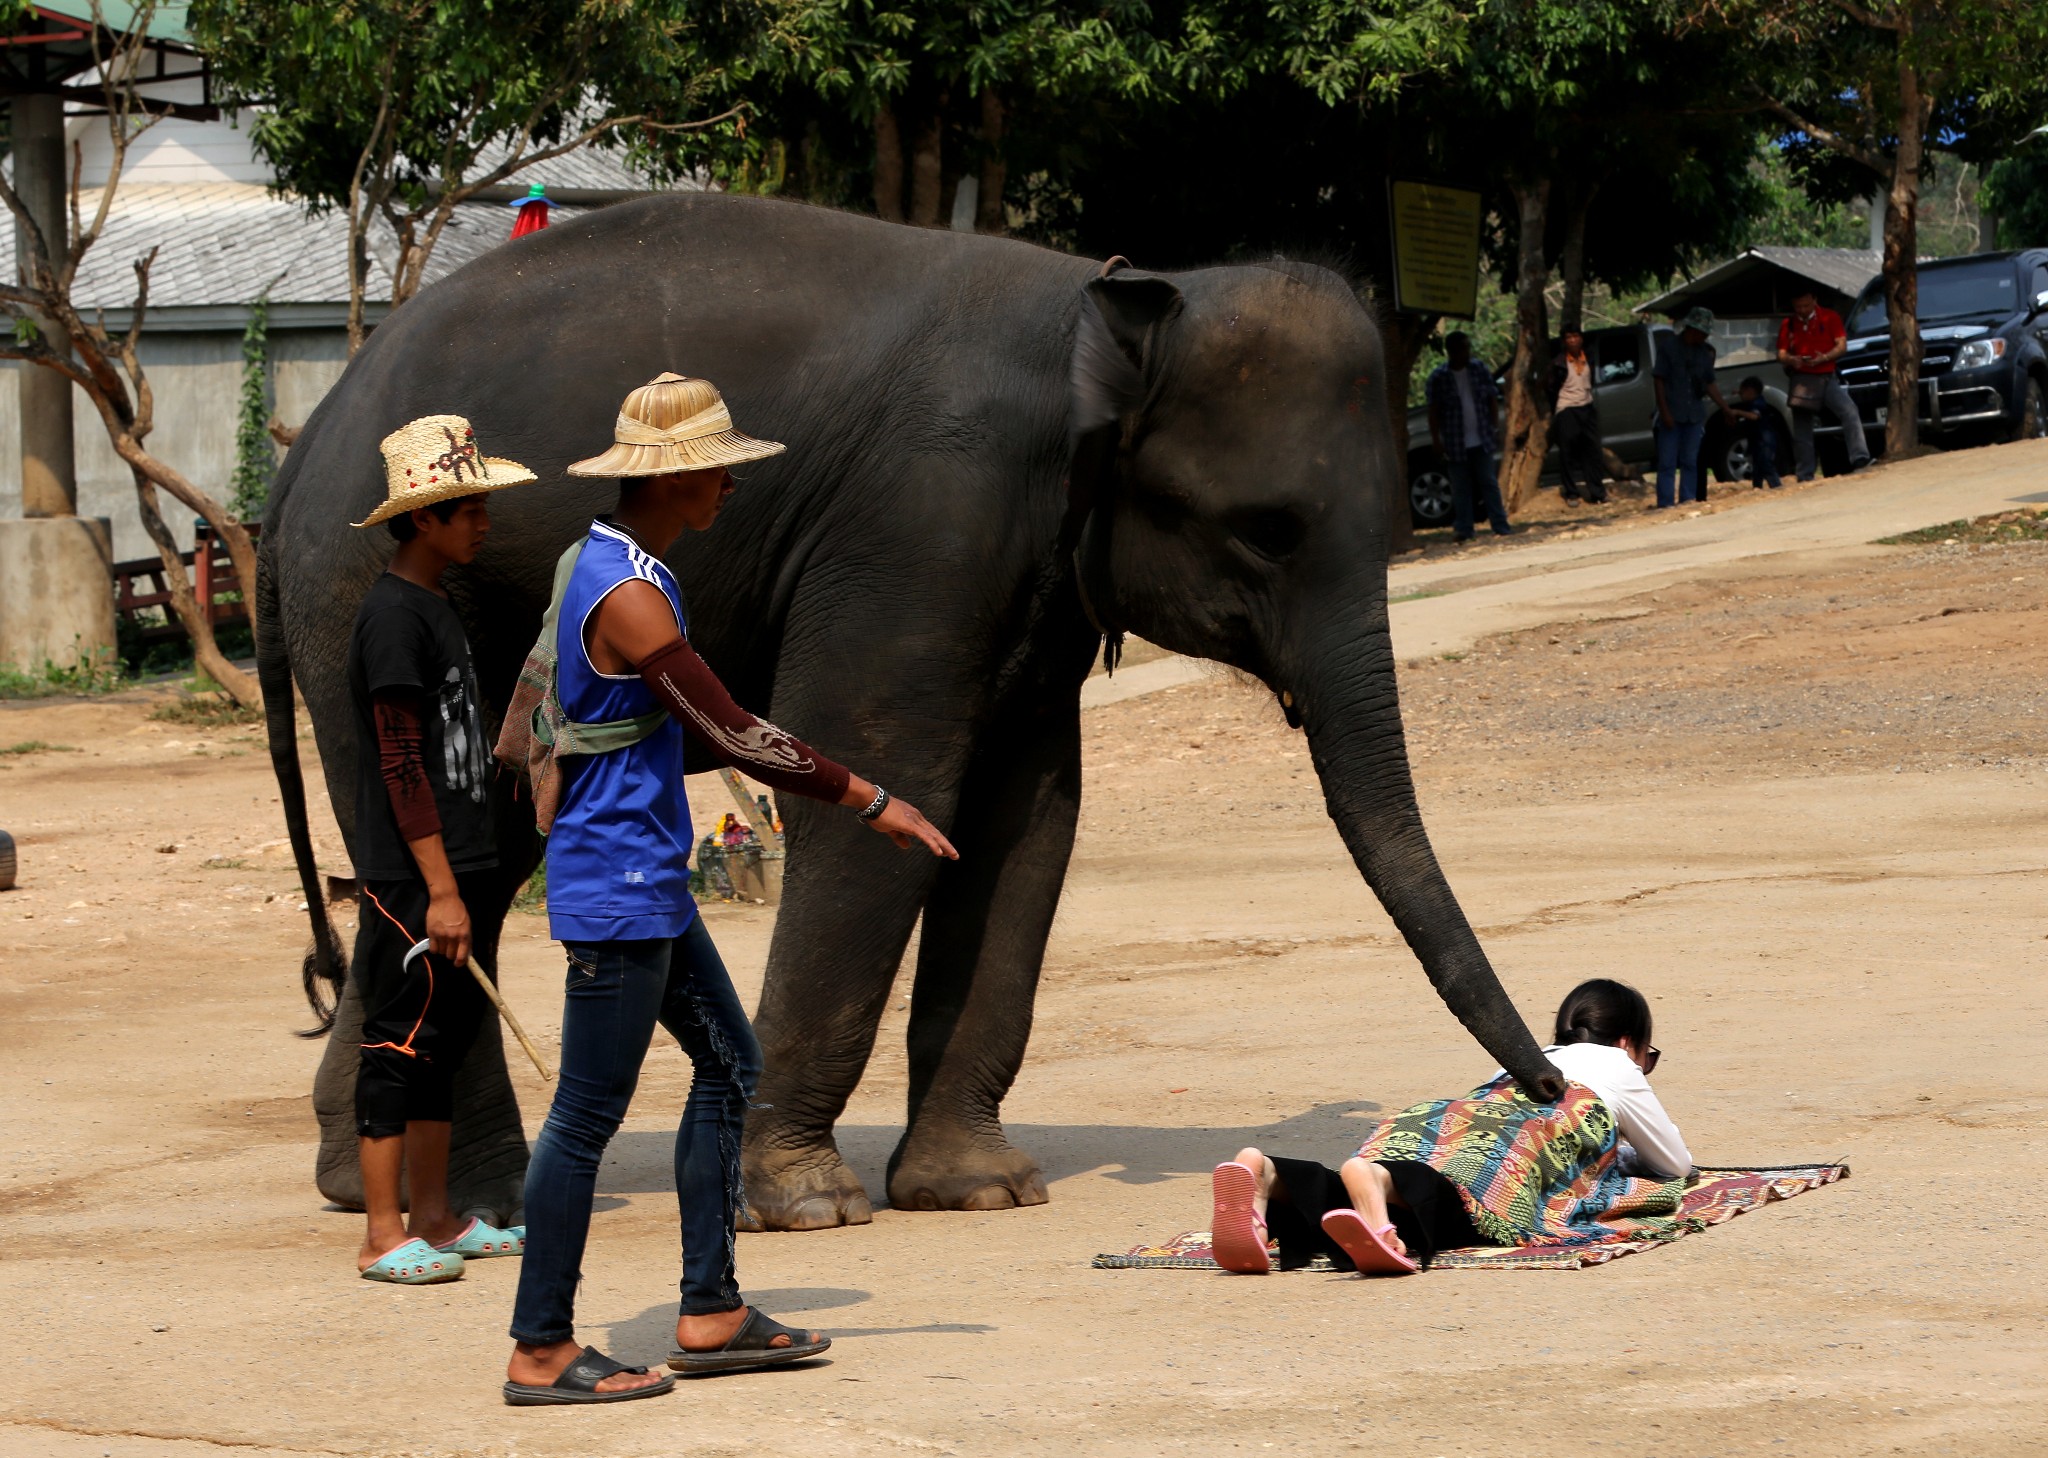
left=353, top=414, right=538, bottom=528
left=566, top=372, right=786, bottom=478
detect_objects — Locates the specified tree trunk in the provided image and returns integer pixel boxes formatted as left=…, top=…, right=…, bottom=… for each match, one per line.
left=1498, top=179, right=1553, bottom=512
left=1882, top=64, right=1929, bottom=457
left=1557, top=185, right=1595, bottom=337
left=1380, top=310, right=1436, bottom=554
left=976, top=89, right=1007, bottom=234
left=873, top=104, right=906, bottom=223
left=131, top=472, right=259, bottom=704
left=908, top=106, right=946, bottom=227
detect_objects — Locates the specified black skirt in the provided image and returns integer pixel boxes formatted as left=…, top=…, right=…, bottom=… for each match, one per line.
left=1265, top=1156, right=1493, bottom=1271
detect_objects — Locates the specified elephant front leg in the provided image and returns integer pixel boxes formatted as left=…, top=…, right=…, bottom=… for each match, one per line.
left=887, top=711, right=1081, bottom=1213
left=743, top=787, right=948, bottom=1230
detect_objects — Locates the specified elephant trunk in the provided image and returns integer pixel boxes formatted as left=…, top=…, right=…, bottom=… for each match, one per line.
left=1293, top=596, right=1563, bottom=1100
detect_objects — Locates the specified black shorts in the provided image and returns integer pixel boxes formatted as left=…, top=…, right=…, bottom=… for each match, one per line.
left=352, top=874, right=495, bottom=1138
left=1265, top=1156, right=1494, bottom=1270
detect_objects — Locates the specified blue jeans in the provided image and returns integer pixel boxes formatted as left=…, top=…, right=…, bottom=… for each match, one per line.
left=509, top=918, right=762, bottom=1344
left=1447, top=452, right=1511, bottom=538
left=1750, top=424, right=1783, bottom=489
left=1653, top=420, right=1705, bottom=507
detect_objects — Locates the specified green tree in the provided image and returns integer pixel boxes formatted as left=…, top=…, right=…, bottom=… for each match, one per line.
left=1983, top=135, right=2048, bottom=249
left=1684, top=0, right=2048, bottom=454
left=190, top=0, right=749, bottom=352
left=729, top=0, right=1468, bottom=229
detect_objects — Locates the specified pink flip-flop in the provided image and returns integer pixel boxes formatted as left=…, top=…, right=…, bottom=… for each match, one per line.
left=1320, top=1207, right=1420, bottom=1275
left=1210, top=1162, right=1271, bottom=1274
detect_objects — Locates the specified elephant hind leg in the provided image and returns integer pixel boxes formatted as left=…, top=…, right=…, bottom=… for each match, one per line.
left=886, top=707, right=1080, bottom=1214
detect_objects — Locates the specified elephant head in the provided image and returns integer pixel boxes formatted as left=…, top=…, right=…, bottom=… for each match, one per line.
left=1068, top=261, right=1563, bottom=1099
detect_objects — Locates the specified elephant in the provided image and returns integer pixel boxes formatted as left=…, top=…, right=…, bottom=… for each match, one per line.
left=257, top=192, right=1562, bottom=1232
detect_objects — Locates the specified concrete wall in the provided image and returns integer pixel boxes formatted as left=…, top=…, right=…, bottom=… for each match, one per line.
left=0, top=329, right=349, bottom=560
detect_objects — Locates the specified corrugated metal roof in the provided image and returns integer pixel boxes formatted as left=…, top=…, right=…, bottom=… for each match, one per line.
left=67, top=181, right=582, bottom=319
left=1639, top=247, right=1882, bottom=319
left=32, top=0, right=195, bottom=46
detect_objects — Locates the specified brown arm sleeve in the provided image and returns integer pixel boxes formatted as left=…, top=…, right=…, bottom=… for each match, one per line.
left=637, top=636, right=852, bottom=804
left=372, top=689, right=442, bottom=841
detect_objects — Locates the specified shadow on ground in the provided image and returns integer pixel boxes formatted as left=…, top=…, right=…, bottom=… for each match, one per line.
left=592, top=1100, right=1387, bottom=1205
left=602, top=1287, right=997, bottom=1357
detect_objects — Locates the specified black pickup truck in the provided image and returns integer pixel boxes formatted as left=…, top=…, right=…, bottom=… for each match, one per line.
left=1837, top=250, right=2048, bottom=444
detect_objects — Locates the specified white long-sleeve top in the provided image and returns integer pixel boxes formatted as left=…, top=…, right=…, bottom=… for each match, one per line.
left=1494, top=1042, right=1693, bottom=1180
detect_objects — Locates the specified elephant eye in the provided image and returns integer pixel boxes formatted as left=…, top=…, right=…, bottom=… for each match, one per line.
left=1133, top=485, right=1192, bottom=532
left=1230, top=506, right=1307, bottom=561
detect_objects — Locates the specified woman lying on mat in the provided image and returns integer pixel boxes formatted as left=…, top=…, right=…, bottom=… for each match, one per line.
left=1212, top=978, right=1693, bottom=1276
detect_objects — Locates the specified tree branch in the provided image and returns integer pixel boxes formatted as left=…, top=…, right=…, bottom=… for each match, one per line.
left=1758, top=92, right=1886, bottom=174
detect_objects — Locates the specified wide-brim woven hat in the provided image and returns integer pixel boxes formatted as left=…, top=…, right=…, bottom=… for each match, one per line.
left=566, top=372, right=787, bottom=478
left=353, top=414, right=538, bottom=528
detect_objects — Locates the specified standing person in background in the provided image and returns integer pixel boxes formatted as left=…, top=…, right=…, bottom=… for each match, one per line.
left=346, top=416, right=538, bottom=1285
left=1426, top=332, right=1515, bottom=543
left=1546, top=330, right=1606, bottom=505
left=1778, top=288, right=1874, bottom=481
left=1651, top=307, right=1735, bottom=509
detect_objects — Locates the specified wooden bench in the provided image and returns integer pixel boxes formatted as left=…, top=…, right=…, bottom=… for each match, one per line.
left=113, top=522, right=259, bottom=644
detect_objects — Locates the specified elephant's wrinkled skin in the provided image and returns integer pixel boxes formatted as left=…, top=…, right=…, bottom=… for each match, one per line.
left=258, top=193, right=1561, bottom=1231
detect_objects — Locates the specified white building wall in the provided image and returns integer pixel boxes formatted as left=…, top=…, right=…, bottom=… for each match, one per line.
left=0, top=329, right=351, bottom=560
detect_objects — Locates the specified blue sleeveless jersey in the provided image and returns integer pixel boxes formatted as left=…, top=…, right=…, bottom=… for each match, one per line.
left=545, top=519, right=695, bottom=943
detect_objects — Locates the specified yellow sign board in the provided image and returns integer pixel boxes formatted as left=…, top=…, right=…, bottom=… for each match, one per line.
left=1388, top=180, right=1483, bottom=319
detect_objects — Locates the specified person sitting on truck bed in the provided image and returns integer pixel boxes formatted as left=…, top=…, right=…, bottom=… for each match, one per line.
left=1777, top=289, right=1873, bottom=482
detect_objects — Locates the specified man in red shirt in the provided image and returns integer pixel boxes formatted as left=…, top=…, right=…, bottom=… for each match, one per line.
left=1777, top=288, right=1873, bottom=480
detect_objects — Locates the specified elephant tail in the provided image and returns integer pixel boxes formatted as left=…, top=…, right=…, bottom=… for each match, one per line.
left=257, top=535, right=347, bottom=1037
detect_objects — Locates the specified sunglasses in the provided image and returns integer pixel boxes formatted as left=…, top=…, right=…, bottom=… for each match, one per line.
left=1643, top=1045, right=1662, bottom=1074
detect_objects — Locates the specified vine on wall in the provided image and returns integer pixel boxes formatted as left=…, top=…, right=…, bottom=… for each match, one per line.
left=229, top=295, right=273, bottom=522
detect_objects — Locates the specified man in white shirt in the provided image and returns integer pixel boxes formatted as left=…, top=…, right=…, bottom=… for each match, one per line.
left=1545, top=329, right=1607, bottom=504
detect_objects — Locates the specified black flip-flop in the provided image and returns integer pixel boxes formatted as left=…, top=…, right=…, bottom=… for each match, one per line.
left=502, top=1346, right=676, bottom=1406
left=667, top=1307, right=831, bottom=1374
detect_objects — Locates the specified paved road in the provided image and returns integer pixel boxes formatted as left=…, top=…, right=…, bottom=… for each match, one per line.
left=1082, top=436, right=2048, bottom=707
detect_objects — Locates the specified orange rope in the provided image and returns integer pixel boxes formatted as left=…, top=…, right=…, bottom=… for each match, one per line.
left=359, top=886, right=430, bottom=1060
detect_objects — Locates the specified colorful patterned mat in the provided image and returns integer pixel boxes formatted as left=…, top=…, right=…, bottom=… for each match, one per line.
left=1091, top=1164, right=1848, bottom=1272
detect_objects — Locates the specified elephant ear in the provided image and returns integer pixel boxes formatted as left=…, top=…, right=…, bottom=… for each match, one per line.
left=1068, top=272, right=1185, bottom=470
left=1066, top=272, right=1184, bottom=666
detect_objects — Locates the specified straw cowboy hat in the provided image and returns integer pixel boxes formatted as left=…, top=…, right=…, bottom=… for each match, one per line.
left=567, top=372, right=786, bottom=478
left=353, top=414, right=538, bottom=528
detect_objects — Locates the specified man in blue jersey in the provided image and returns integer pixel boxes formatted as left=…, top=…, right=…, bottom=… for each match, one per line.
left=503, top=374, right=957, bottom=1406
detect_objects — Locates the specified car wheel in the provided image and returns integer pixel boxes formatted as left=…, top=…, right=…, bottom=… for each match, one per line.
left=1719, top=433, right=1753, bottom=486
left=1409, top=457, right=1454, bottom=527
left=2012, top=376, right=2048, bottom=443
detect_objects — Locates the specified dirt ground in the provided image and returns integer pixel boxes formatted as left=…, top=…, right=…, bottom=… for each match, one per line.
left=5, top=492, right=2048, bottom=1455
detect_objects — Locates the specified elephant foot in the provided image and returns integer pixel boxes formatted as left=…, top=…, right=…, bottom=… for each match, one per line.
left=886, top=1134, right=1049, bottom=1213
left=741, top=1144, right=875, bottom=1232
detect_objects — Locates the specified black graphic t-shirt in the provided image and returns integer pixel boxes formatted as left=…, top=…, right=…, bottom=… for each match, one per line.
left=348, top=573, right=497, bottom=881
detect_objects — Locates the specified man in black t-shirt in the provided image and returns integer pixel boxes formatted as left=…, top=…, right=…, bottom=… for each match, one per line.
left=346, top=414, right=536, bottom=1284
